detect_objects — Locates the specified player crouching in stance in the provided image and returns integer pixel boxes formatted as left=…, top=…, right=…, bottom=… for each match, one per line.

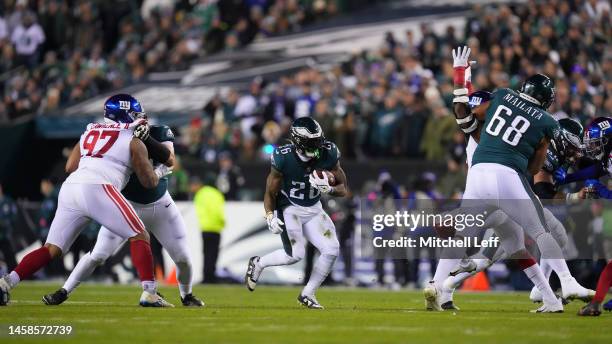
left=0, top=94, right=172, bottom=307
left=244, top=117, right=348, bottom=309
left=42, top=120, right=203, bottom=307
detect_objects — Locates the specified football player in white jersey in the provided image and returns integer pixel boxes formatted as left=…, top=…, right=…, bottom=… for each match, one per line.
left=41, top=122, right=203, bottom=307
left=0, top=94, right=172, bottom=307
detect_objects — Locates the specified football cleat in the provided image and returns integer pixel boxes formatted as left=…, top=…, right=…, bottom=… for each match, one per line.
left=578, top=302, right=601, bottom=316
left=139, top=291, right=175, bottom=308
left=0, top=276, right=10, bottom=306
left=245, top=256, right=261, bottom=292
left=529, top=286, right=543, bottom=303
left=561, top=277, right=595, bottom=302
left=181, top=293, right=204, bottom=307
left=449, top=259, right=477, bottom=277
left=531, top=299, right=563, bottom=313
left=298, top=294, right=324, bottom=309
left=603, top=299, right=612, bottom=312
left=529, top=287, right=569, bottom=304
left=441, top=301, right=460, bottom=311
left=423, top=281, right=442, bottom=311
left=42, top=288, right=68, bottom=306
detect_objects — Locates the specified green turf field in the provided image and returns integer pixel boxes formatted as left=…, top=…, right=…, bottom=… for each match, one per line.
left=0, top=282, right=609, bottom=343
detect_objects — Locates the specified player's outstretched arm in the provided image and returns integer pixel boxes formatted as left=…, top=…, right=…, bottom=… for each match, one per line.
left=65, top=143, right=81, bottom=173
left=451, top=46, right=488, bottom=141
left=329, top=162, right=348, bottom=197
left=264, top=167, right=282, bottom=215
left=130, top=138, right=159, bottom=189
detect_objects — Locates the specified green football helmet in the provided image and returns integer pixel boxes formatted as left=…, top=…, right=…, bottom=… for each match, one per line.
left=554, top=117, right=584, bottom=160
left=520, top=73, right=555, bottom=110
left=290, top=117, right=325, bottom=158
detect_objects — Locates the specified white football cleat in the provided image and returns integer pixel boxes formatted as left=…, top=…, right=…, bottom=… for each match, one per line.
left=531, top=299, right=563, bottom=313
left=529, top=286, right=543, bottom=303
left=449, top=259, right=477, bottom=277
left=139, top=291, right=175, bottom=308
left=423, top=281, right=442, bottom=311
left=245, top=256, right=262, bottom=292
left=561, top=277, right=595, bottom=302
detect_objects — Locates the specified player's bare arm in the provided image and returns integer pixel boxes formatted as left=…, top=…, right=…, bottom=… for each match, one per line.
left=65, top=143, right=81, bottom=173
left=162, top=142, right=176, bottom=169
left=264, top=167, right=283, bottom=215
left=453, top=101, right=490, bottom=142
left=527, top=138, right=550, bottom=176
left=329, top=162, right=348, bottom=197
left=130, top=138, right=159, bottom=189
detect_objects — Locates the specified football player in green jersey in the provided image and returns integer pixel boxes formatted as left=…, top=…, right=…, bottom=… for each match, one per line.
left=41, top=124, right=204, bottom=308
left=453, top=54, right=576, bottom=312
left=245, top=117, right=348, bottom=309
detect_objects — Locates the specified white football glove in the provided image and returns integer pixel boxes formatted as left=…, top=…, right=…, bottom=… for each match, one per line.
left=452, top=46, right=472, bottom=68
left=265, top=212, right=284, bottom=234
left=309, top=172, right=332, bottom=194
left=133, top=123, right=150, bottom=141
left=154, top=164, right=172, bottom=179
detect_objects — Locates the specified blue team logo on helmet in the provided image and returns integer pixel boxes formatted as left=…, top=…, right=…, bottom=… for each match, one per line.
left=468, top=90, right=492, bottom=109
left=584, top=116, right=612, bottom=160
left=104, top=94, right=145, bottom=124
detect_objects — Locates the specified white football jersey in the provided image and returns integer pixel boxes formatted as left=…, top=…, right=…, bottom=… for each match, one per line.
left=65, top=123, right=135, bottom=189
left=466, top=136, right=477, bottom=169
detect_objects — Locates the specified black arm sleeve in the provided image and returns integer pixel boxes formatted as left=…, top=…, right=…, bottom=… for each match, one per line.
left=143, top=136, right=170, bottom=164
left=533, top=182, right=557, bottom=199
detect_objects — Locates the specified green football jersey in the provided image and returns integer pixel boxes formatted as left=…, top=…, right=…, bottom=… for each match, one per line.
left=122, top=125, right=174, bottom=204
left=472, top=88, right=560, bottom=175
left=271, top=141, right=340, bottom=209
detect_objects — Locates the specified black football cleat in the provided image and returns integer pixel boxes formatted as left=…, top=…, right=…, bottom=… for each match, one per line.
left=181, top=293, right=204, bottom=307
left=0, top=276, right=10, bottom=306
left=297, top=294, right=324, bottom=309
left=577, top=302, right=601, bottom=316
left=43, top=288, right=68, bottom=306
left=441, top=301, right=460, bottom=311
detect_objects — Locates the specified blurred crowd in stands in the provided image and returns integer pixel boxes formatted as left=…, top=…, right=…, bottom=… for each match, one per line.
left=0, top=0, right=344, bottom=121
left=188, top=0, right=611, bottom=165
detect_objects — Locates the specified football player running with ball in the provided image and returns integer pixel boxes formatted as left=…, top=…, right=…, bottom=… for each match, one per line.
left=245, top=117, right=348, bottom=309
left=42, top=118, right=203, bottom=307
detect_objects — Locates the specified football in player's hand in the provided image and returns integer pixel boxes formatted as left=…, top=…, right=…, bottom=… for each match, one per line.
left=314, top=170, right=336, bottom=186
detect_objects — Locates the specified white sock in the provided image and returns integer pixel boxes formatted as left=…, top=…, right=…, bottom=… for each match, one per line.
left=175, top=262, right=192, bottom=298
left=63, top=253, right=100, bottom=294
left=433, top=259, right=461, bottom=289
left=539, top=259, right=553, bottom=280
left=536, top=233, right=571, bottom=281
left=302, top=254, right=336, bottom=297
left=523, top=263, right=557, bottom=304
left=179, top=284, right=191, bottom=298
left=540, top=258, right=571, bottom=282
left=258, top=249, right=296, bottom=268
left=7, top=271, right=20, bottom=289
left=142, top=280, right=157, bottom=294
